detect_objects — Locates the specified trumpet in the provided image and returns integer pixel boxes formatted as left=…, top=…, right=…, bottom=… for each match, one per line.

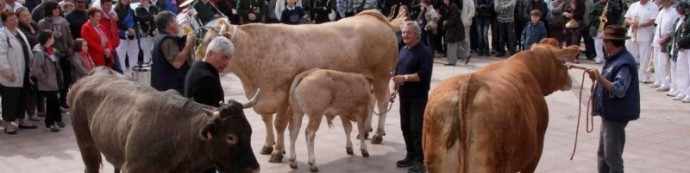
left=599, top=1, right=609, bottom=31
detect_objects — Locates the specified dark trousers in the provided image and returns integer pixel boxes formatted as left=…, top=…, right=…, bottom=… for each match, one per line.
left=399, top=97, right=427, bottom=161
left=1, top=85, right=28, bottom=122
left=597, top=118, right=628, bottom=173
left=470, top=19, right=478, bottom=52
left=582, top=27, right=596, bottom=59
left=490, top=18, right=499, bottom=53
left=25, top=78, right=39, bottom=116
left=40, top=91, right=61, bottom=127
left=475, top=18, right=491, bottom=54
left=112, top=51, right=124, bottom=73
left=265, top=17, right=279, bottom=23
left=60, top=55, right=71, bottom=107
left=497, top=21, right=516, bottom=55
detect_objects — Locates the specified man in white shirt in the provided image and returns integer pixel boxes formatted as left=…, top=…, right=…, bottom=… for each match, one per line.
left=624, top=0, right=658, bottom=83
left=4, top=0, right=23, bottom=11
left=651, top=0, right=679, bottom=92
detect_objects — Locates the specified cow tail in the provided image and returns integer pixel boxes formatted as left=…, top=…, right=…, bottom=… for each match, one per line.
left=289, top=69, right=315, bottom=121
left=448, top=74, right=479, bottom=171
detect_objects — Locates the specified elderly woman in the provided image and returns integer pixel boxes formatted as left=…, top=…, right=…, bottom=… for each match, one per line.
left=38, top=1, right=73, bottom=110
left=81, top=7, right=113, bottom=68
left=0, top=10, right=38, bottom=134
left=32, top=30, right=63, bottom=132
left=17, top=7, right=44, bottom=121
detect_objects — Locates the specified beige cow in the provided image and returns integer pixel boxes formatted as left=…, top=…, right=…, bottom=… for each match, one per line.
left=197, top=10, right=400, bottom=162
left=286, top=69, right=375, bottom=172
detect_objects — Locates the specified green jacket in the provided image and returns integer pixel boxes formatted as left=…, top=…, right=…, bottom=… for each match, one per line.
left=670, top=14, right=690, bottom=61
left=136, top=4, right=160, bottom=37
left=237, top=0, right=268, bottom=23
left=588, top=0, right=621, bottom=37
left=193, top=0, right=221, bottom=25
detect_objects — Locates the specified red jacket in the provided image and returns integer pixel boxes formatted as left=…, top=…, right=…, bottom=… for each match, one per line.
left=99, top=11, right=120, bottom=48
left=81, top=22, right=113, bottom=67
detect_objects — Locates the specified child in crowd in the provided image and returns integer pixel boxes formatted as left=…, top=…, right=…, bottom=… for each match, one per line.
left=280, top=0, right=305, bottom=25
left=521, top=10, right=548, bottom=49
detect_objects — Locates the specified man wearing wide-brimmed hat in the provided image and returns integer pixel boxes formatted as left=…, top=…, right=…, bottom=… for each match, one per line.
left=586, top=24, right=641, bottom=173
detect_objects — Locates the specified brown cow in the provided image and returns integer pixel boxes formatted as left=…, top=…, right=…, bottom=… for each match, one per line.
left=197, top=10, right=399, bottom=162
left=422, top=45, right=580, bottom=172
left=286, top=69, right=375, bottom=172
left=68, top=67, right=261, bottom=173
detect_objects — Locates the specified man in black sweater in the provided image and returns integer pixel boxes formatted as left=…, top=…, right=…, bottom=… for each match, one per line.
left=183, top=36, right=233, bottom=173
left=391, top=21, right=434, bottom=173
left=184, top=36, right=232, bottom=108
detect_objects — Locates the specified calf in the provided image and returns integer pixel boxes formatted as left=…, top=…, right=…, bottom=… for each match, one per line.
left=287, top=69, right=375, bottom=172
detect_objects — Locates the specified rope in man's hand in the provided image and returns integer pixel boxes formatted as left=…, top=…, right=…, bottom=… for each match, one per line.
left=565, top=64, right=597, bottom=160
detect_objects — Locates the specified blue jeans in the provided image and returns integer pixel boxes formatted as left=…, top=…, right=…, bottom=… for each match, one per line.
left=597, top=118, right=628, bottom=173
left=475, top=18, right=490, bottom=53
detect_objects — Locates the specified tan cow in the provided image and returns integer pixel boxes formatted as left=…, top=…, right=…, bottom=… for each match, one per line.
left=197, top=10, right=399, bottom=162
left=422, top=44, right=580, bottom=172
left=286, top=69, right=375, bottom=172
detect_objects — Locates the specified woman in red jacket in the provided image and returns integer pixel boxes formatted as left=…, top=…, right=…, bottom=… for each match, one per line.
left=81, top=7, right=113, bottom=67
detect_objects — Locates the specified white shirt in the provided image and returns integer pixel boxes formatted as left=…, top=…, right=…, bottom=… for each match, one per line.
left=625, top=1, right=659, bottom=42
left=652, top=7, right=680, bottom=47
left=5, top=2, right=24, bottom=12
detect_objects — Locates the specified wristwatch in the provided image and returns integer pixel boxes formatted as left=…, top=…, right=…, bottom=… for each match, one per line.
left=404, top=75, right=409, bottom=81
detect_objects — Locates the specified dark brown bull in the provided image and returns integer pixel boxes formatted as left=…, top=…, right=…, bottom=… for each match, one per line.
left=68, top=67, right=261, bottom=173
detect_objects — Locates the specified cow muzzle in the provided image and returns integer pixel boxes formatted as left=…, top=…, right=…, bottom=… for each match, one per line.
left=242, top=89, right=261, bottom=109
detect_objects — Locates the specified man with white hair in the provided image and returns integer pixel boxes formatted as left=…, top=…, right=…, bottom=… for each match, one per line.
left=184, top=36, right=233, bottom=108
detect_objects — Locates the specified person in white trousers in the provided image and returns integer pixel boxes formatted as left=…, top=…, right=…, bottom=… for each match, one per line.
left=651, top=0, right=679, bottom=92
left=673, top=1, right=690, bottom=102
left=624, top=0, right=658, bottom=83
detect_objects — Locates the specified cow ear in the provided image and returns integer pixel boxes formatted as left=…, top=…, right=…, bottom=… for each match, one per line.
left=199, top=123, right=217, bottom=141
left=556, top=45, right=580, bottom=61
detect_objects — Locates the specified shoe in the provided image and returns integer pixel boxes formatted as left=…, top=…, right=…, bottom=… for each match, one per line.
left=56, top=121, right=66, bottom=128
left=641, top=80, right=653, bottom=84
left=443, top=63, right=456, bottom=66
left=29, top=115, right=40, bottom=121
left=657, top=86, right=671, bottom=92
left=674, top=94, right=686, bottom=100
left=595, top=59, right=603, bottom=64
left=464, top=55, right=471, bottom=64
left=495, top=53, right=505, bottom=57
left=396, top=157, right=414, bottom=168
left=408, top=161, right=426, bottom=173
left=18, top=124, right=38, bottom=129
left=650, top=83, right=661, bottom=88
left=47, top=125, right=60, bottom=132
left=667, top=90, right=679, bottom=97
left=4, top=124, right=17, bottom=135
left=682, top=96, right=690, bottom=103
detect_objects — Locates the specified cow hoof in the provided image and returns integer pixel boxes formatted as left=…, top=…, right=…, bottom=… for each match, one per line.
left=310, top=166, right=319, bottom=172
left=259, top=146, right=273, bottom=155
left=361, top=149, right=369, bottom=157
left=269, top=153, right=284, bottom=163
left=346, top=147, right=354, bottom=155
left=371, top=135, right=383, bottom=144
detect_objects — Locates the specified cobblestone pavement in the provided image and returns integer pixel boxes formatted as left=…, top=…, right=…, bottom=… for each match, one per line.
left=1, top=55, right=689, bottom=173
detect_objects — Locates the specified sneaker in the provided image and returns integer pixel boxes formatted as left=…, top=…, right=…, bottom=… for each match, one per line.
left=47, top=125, right=60, bottom=132
left=650, top=83, right=661, bottom=88
left=396, top=157, right=414, bottom=168
left=657, top=86, right=671, bottom=92
left=443, top=63, right=456, bottom=66
left=674, top=94, right=686, bottom=100
left=56, top=121, right=66, bottom=128
left=682, top=96, right=690, bottom=103
left=408, top=161, right=426, bottom=173
left=667, top=90, right=679, bottom=97
left=595, top=59, right=603, bottom=64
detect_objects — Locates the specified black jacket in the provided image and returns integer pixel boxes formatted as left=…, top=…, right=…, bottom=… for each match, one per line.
left=66, top=10, right=88, bottom=39
left=184, top=61, right=224, bottom=107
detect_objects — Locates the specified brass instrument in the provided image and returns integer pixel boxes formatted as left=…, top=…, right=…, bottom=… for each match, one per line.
left=632, top=15, right=639, bottom=42
left=646, top=47, right=655, bottom=72
left=599, top=1, right=609, bottom=31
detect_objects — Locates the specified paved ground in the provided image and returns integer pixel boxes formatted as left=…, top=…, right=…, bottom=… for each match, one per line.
left=1, top=54, right=689, bottom=173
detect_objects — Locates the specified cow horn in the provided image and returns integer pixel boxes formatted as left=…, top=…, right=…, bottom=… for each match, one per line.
left=242, top=89, right=261, bottom=109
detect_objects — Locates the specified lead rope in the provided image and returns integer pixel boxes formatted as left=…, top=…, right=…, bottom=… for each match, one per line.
left=566, top=64, right=597, bottom=160
left=373, top=88, right=398, bottom=115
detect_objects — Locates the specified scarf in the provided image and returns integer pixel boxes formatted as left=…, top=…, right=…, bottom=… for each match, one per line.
left=80, top=52, right=93, bottom=71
